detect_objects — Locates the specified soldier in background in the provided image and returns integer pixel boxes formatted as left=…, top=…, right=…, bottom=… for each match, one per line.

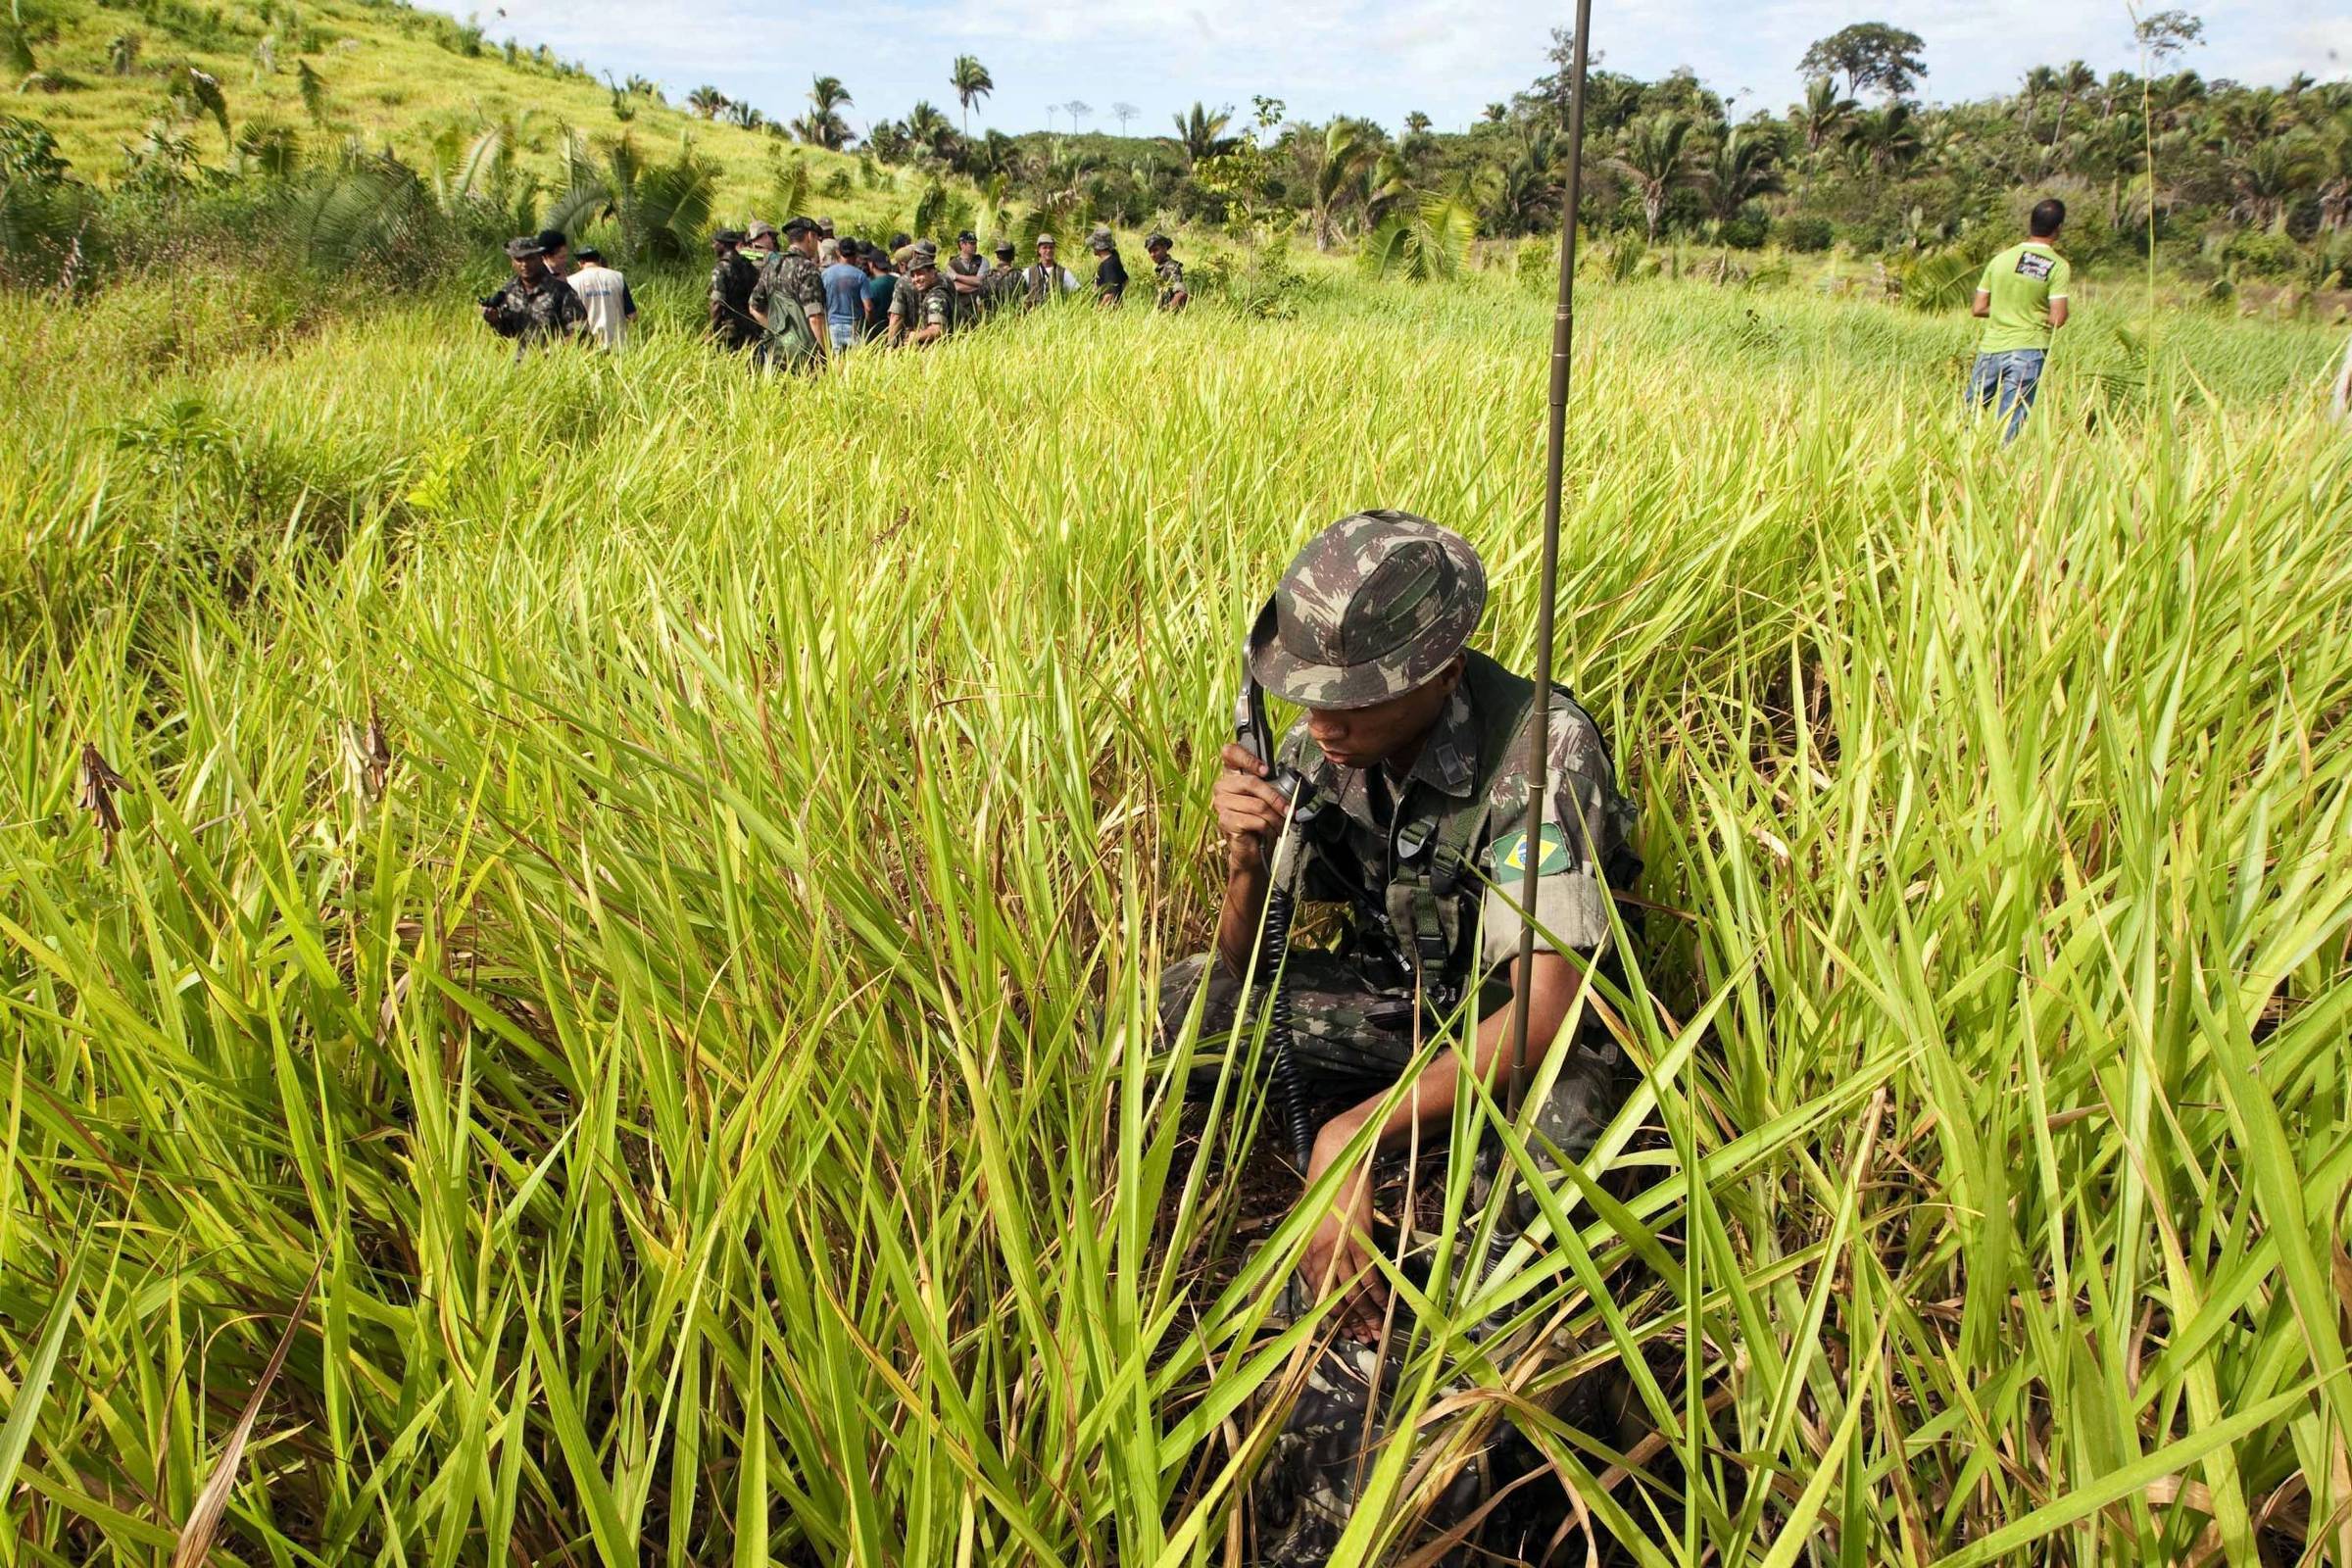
left=739, top=220, right=779, bottom=275
left=945, top=229, right=989, bottom=323
left=1147, top=232, right=1188, bottom=313
left=708, top=229, right=760, bottom=352
left=983, top=240, right=1022, bottom=316
left=749, top=215, right=829, bottom=371
left=1089, top=227, right=1129, bottom=307
left=887, top=240, right=954, bottom=346
left=480, top=234, right=585, bottom=358
left=1023, top=234, right=1082, bottom=309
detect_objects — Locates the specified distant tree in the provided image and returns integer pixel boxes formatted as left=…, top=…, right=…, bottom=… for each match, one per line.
left=1796, top=76, right=1856, bottom=156
left=2222, top=134, right=2319, bottom=227
left=1844, top=100, right=1922, bottom=183
left=2048, top=60, right=2097, bottom=147
left=1404, top=110, right=1432, bottom=137
left=792, top=74, right=852, bottom=148
left=950, top=55, right=992, bottom=135
left=1306, top=118, right=1375, bottom=247
left=1483, top=103, right=1508, bottom=124
left=1112, top=102, right=1139, bottom=134
left=1064, top=99, right=1093, bottom=134
left=686, top=84, right=729, bottom=121
left=906, top=99, right=955, bottom=158
left=1798, top=23, right=1927, bottom=102
left=1700, top=126, right=1781, bottom=221
left=2132, top=9, right=2204, bottom=65
left=1609, top=112, right=1692, bottom=240
left=722, top=100, right=763, bottom=130
left=1169, top=102, right=1235, bottom=168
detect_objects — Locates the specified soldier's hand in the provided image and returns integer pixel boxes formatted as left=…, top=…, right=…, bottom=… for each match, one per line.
left=1299, top=1164, right=1389, bottom=1342
left=1214, top=743, right=1290, bottom=877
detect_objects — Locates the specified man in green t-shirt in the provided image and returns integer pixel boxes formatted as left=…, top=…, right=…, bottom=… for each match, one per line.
left=1967, top=198, right=2072, bottom=441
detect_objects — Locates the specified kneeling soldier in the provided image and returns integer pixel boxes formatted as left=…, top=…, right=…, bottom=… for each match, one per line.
left=1161, top=510, right=1642, bottom=1563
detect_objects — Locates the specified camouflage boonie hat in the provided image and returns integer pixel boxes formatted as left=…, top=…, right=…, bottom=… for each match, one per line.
left=1146, top=230, right=1172, bottom=250
left=908, top=239, right=939, bottom=267
left=504, top=235, right=544, bottom=259
left=1247, top=511, right=1486, bottom=710
left=1088, top=227, right=1114, bottom=250
left=746, top=220, right=779, bottom=243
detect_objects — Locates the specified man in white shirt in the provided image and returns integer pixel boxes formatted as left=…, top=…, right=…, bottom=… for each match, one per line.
left=1022, top=234, right=1083, bottom=309
left=567, top=247, right=636, bottom=351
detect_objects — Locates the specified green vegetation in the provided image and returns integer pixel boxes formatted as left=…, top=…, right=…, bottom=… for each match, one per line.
left=2, top=249, right=2349, bottom=1561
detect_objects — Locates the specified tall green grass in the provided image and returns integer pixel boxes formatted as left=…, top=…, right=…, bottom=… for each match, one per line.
left=2, top=269, right=2349, bottom=1565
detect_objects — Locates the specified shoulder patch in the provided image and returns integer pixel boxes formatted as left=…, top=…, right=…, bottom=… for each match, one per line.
left=1488, top=822, right=1572, bottom=878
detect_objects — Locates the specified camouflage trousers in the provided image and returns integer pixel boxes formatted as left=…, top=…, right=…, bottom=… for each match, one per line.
left=1157, top=951, right=1637, bottom=1565
left=1154, top=950, right=1425, bottom=1098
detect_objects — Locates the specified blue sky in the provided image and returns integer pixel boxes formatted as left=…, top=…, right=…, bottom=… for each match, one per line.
left=483, top=0, right=2344, bottom=140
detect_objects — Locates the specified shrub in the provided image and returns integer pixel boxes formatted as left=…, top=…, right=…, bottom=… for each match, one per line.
left=1718, top=213, right=1769, bottom=251
left=1780, top=216, right=1835, bottom=253
left=2226, top=228, right=2303, bottom=279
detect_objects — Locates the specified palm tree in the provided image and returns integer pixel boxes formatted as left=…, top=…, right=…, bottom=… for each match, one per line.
left=1608, top=113, right=1692, bottom=242
left=1482, top=103, right=1507, bottom=124
left=2222, top=134, right=2320, bottom=228
left=906, top=99, right=955, bottom=159
left=2317, top=121, right=2352, bottom=233
left=721, top=101, right=762, bottom=130
left=1844, top=102, right=1921, bottom=185
left=543, top=133, right=717, bottom=265
left=1306, top=119, right=1375, bottom=248
left=1111, top=102, right=1139, bottom=135
left=2020, top=65, right=2057, bottom=140
left=686, top=84, right=728, bottom=121
left=792, top=74, right=852, bottom=149
left=1700, top=127, right=1782, bottom=222
left=2048, top=60, right=2098, bottom=150
left=950, top=55, right=992, bottom=136
left=1405, top=111, right=1432, bottom=138
left=1168, top=102, right=1235, bottom=169
left=1797, top=77, right=1857, bottom=159
left=1360, top=194, right=1478, bottom=282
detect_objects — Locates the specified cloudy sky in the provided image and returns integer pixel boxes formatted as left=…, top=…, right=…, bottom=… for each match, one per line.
left=484, top=1, right=2344, bottom=139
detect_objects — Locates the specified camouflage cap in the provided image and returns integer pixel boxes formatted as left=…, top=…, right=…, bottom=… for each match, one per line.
left=1247, top=511, right=1486, bottom=710
left=1146, top=231, right=1172, bottom=250
left=908, top=239, right=939, bottom=267
left=504, top=235, right=544, bottom=259
left=1088, top=227, right=1114, bottom=250
left=746, top=220, right=780, bottom=242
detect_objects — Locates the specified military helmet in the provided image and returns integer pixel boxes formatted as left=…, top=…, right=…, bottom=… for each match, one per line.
left=1247, top=512, right=1486, bottom=710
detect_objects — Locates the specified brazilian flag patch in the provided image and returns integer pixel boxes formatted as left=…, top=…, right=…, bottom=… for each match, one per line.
left=1488, top=823, right=1572, bottom=878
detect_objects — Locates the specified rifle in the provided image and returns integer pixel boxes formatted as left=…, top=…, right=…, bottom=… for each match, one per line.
left=1233, top=606, right=1322, bottom=1171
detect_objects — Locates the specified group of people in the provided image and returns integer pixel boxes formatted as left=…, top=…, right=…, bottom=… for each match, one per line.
left=705, top=216, right=1188, bottom=368
left=478, top=214, right=1188, bottom=365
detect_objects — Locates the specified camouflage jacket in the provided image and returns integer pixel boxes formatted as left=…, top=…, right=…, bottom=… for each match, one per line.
left=708, top=253, right=759, bottom=345
left=1154, top=255, right=1186, bottom=309
left=750, top=250, right=825, bottom=331
left=1273, top=650, right=1638, bottom=1006
left=889, top=276, right=955, bottom=340
left=485, top=274, right=585, bottom=351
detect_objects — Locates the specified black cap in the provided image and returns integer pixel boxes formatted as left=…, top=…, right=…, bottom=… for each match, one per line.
left=505, top=235, right=544, bottom=259
left=573, top=246, right=603, bottom=263
left=713, top=227, right=745, bottom=246
left=535, top=228, right=567, bottom=253
left=781, top=216, right=819, bottom=237
left=956, top=229, right=977, bottom=244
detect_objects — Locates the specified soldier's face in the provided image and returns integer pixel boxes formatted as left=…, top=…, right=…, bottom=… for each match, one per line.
left=510, top=256, right=541, bottom=280
left=1302, top=658, right=1465, bottom=770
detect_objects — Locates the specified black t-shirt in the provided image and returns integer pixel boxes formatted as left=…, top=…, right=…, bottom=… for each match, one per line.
left=1095, top=250, right=1128, bottom=301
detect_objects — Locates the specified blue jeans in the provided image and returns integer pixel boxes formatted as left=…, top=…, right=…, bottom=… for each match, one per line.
left=829, top=320, right=856, bottom=353
left=1967, top=349, right=2046, bottom=442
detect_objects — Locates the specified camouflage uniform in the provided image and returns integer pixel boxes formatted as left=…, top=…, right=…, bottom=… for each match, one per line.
left=889, top=273, right=955, bottom=342
left=1159, top=511, right=1642, bottom=1567
left=750, top=247, right=827, bottom=370
left=709, top=251, right=760, bottom=350
left=484, top=272, right=585, bottom=356
left=1154, top=254, right=1187, bottom=310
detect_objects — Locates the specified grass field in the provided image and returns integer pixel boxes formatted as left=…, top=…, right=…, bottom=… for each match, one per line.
left=3, top=263, right=2351, bottom=1566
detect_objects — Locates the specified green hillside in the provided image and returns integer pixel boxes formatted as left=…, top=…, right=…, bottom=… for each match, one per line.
left=9, top=0, right=871, bottom=223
